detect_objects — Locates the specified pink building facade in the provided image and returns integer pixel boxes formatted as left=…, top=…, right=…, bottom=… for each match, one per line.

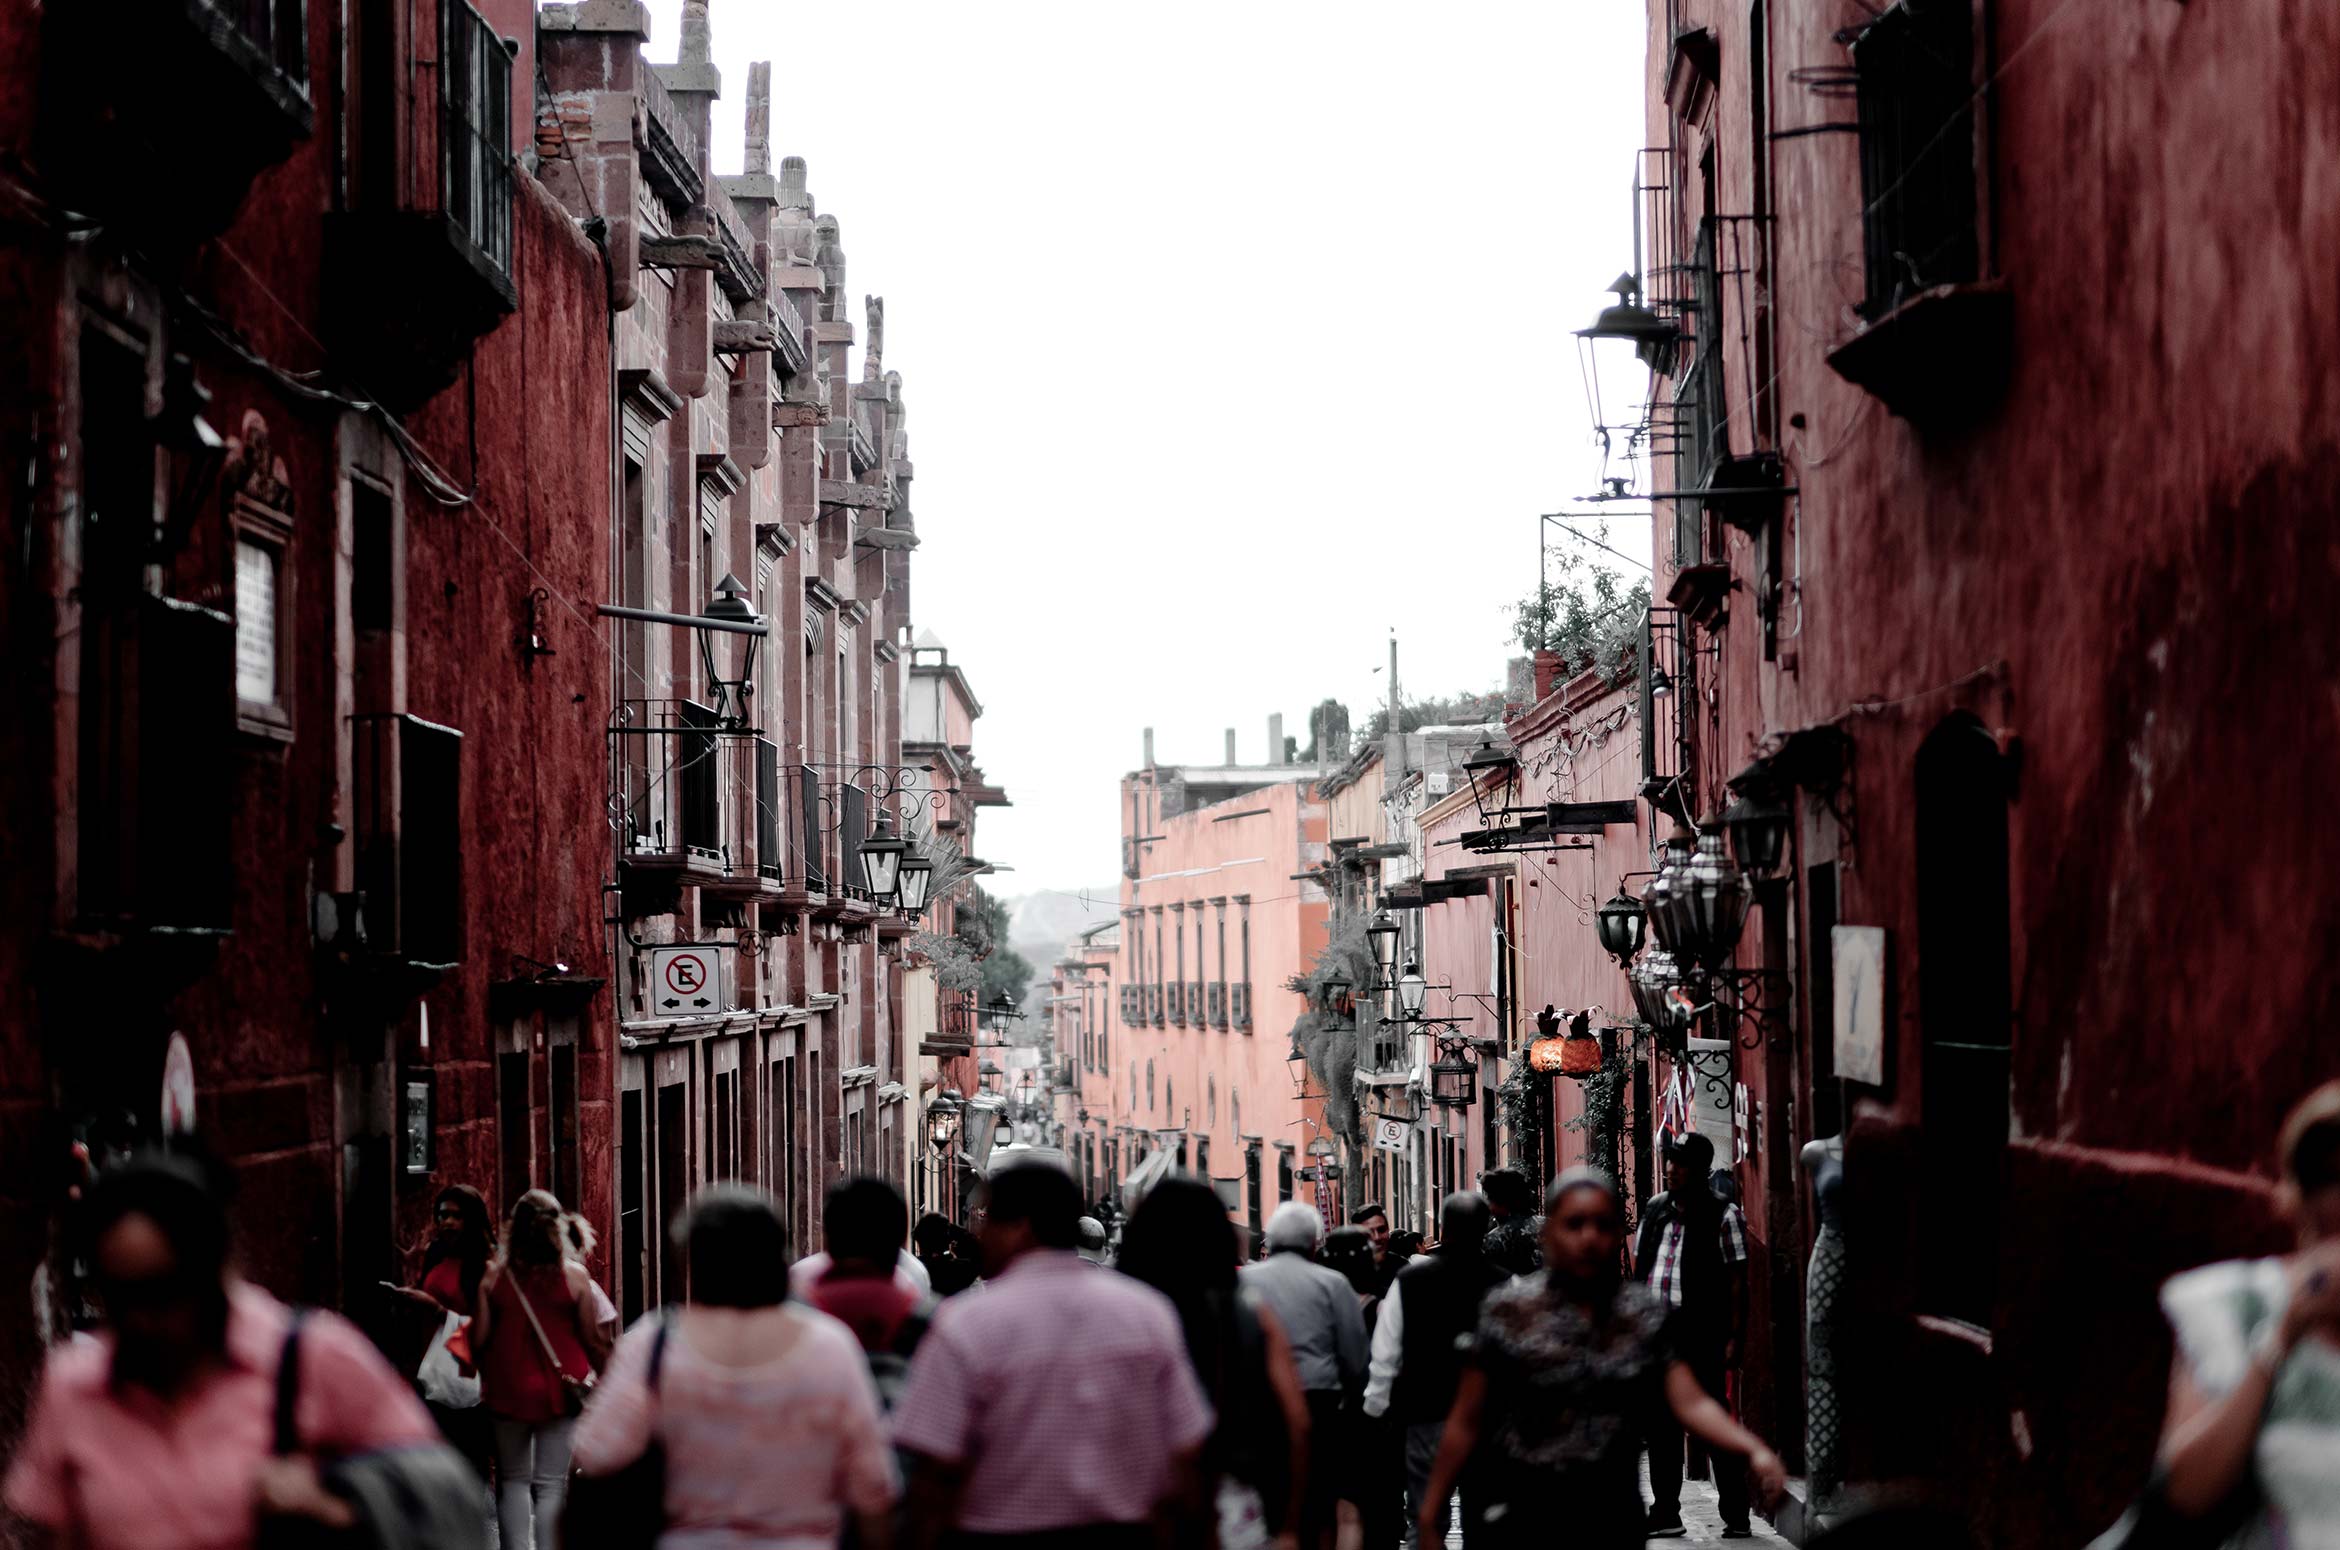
left=1083, top=733, right=1333, bottom=1236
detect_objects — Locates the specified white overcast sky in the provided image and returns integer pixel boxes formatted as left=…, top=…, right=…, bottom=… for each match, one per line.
left=634, top=1, right=1654, bottom=901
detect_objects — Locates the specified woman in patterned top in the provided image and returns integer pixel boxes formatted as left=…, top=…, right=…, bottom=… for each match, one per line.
left=1414, top=1168, right=1784, bottom=1548
left=2141, top=1081, right=2340, bottom=1546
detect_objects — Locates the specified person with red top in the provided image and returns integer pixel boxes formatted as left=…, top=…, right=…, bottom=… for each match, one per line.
left=389, top=1184, right=495, bottom=1480
left=4, top=1150, right=439, bottom=1550
left=470, top=1189, right=616, bottom=1550
left=803, top=1176, right=935, bottom=1410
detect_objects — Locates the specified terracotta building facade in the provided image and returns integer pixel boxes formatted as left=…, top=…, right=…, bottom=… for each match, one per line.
left=1599, top=0, right=2340, bottom=1538
left=0, top=0, right=1001, bottom=1449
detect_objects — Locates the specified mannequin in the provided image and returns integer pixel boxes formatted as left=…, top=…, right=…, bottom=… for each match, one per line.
left=1800, top=1133, right=1847, bottom=1527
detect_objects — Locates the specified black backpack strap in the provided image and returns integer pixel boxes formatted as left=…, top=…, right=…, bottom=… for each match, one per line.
left=647, top=1311, right=671, bottom=1393
left=273, top=1308, right=309, bottom=1457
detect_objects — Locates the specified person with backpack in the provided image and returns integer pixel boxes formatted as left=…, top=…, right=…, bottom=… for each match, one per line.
left=571, top=1186, right=898, bottom=1548
left=1118, top=1178, right=1312, bottom=1550
left=1363, top=1191, right=1511, bottom=1547
left=802, top=1176, right=937, bottom=1411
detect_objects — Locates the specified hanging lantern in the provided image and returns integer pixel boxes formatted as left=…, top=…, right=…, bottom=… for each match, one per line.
left=1595, top=888, right=1648, bottom=964
left=1322, top=974, right=1353, bottom=1018
left=858, top=813, right=907, bottom=901
left=895, top=847, right=933, bottom=916
left=1366, top=909, right=1402, bottom=982
left=1629, top=946, right=1684, bottom=1029
left=1678, top=829, right=1752, bottom=969
left=1723, top=788, right=1793, bottom=877
left=1429, top=1051, right=1478, bottom=1108
left=1397, top=962, right=1429, bottom=1020
left=1642, top=832, right=1695, bottom=952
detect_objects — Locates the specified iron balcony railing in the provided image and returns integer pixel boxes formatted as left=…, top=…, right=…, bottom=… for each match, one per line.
left=440, top=0, right=513, bottom=275
left=613, top=700, right=772, bottom=884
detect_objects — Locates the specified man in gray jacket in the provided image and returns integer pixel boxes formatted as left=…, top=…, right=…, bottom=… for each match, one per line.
left=1242, top=1200, right=1369, bottom=1549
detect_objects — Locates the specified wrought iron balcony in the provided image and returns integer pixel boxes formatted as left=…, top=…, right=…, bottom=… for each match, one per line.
left=39, top=0, right=314, bottom=247
left=323, top=0, right=516, bottom=410
left=611, top=700, right=774, bottom=902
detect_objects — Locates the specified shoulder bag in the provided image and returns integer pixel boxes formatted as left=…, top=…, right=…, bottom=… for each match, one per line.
left=509, top=1269, right=595, bottom=1416
left=563, top=1316, right=672, bottom=1550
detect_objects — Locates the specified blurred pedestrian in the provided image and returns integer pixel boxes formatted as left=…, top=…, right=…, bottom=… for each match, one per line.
left=1415, top=1169, right=1784, bottom=1549
left=392, top=1183, right=495, bottom=1481
left=893, top=1160, right=1213, bottom=1548
left=1119, top=1177, right=1312, bottom=1550
left=471, top=1189, right=615, bottom=1550
left=1350, top=1202, right=1403, bottom=1297
left=2108, top=1081, right=2340, bottom=1546
left=1320, top=1226, right=1396, bottom=1550
left=1478, top=1169, right=1543, bottom=1278
left=911, top=1213, right=980, bottom=1297
left=1389, top=1229, right=1426, bottom=1263
left=1364, top=1191, right=1510, bottom=1547
left=1243, top=1203, right=1369, bottom=1550
left=802, top=1176, right=936, bottom=1411
left=3, top=1149, right=443, bottom=1550
left=571, top=1186, right=897, bottom=1547
left=1076, top=1216, right=1112, bottom=1266
left=1634, top=1131, right=1752, bottom=1539
left=792, top=1185, right=931, bottom=1300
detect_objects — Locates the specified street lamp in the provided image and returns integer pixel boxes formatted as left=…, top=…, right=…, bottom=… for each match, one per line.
left=895, top=847, right=933, bottom=917
left=1723, top=788, right=1793, bottom=878
left=927, top=1101, right=960, bottom=1153
left=1595, top=887, right=1648, bottom=965
left=1366, top=910, right=1401, bottom=984
left=1575, top=273, right=1681, bottom=348
left=858, top=812, right=907, bottom=902
left=1677, top=829, right=1752, bottom=970
left=1641, top=830, right=1696, bottom=953
left=1429, top=1041, right=1478, bottom=1108
left=595, top=578, right=769, bottom=729
left=1396, top=962, right=1428, bottom=1021
left=1629, top=946, right=1685, bottom=1031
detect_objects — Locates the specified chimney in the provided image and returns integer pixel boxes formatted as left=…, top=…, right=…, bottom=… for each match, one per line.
left=1268, top=713, right=1285, bottom=765
left=1225, top=728, right=1237, bottom=765
left=1143, top=727, right=1155, bottom=769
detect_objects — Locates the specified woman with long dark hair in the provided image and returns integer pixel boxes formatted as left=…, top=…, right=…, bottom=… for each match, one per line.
left=1118, top=1178, right=1311, bottom=1550
left=1415, top=1169, right=1784, bottom=1549
left=471, top=1189, right=615, bottom=1550
left=391, top=1184, right=496, bottom=1479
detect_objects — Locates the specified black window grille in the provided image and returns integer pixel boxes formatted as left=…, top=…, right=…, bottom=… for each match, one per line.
left=440, top=0, right=513, bottom=274
left=225, top=0, right=310, bottom=85
left=840, top=783, right=869, bottom=897
left=1852, top=0, right=1979, bottom=318
left=678, top=700, right=721, bottom=859
left=754, top=737, right=783, bottom=880
left=798, top=765, right=826, bottom=891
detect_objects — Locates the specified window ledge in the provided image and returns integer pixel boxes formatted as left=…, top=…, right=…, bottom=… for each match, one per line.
left=1826, top=280, right=2013, bottom=422
left=236, top=705, right=295, bottom=744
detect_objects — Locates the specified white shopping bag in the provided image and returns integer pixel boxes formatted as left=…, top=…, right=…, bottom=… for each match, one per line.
left=417, top=1309, right=481, bottom=1409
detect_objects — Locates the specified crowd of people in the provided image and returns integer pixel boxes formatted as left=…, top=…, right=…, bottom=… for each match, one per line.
left=13, top=1082, right=2340, bottom=1550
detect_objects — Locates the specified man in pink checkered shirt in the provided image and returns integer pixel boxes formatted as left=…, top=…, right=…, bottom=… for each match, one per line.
left=892, top=1160, right=1214, bottom=1550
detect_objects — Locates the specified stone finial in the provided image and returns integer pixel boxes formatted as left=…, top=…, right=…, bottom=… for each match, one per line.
left=779, top=156, right=810, bottom=209
left=863, top=296, right=884, bottom=381
left=744, top=62, right=771, bottom=175
left=660, top=0, right=721, bottom=94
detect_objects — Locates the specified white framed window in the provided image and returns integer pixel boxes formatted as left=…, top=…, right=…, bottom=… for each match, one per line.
left=232, top=502, right=294, bottom=740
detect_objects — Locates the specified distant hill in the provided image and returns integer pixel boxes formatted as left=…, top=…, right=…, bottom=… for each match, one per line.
left=1008, top=886, right=1120, bottom=964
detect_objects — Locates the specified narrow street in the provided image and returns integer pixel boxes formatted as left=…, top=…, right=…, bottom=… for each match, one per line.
left=2, top=0, right=2337, bottom=1547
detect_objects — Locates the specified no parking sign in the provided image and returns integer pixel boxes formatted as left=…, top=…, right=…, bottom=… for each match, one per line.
left=648, top=945, right=723, bottom=1015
